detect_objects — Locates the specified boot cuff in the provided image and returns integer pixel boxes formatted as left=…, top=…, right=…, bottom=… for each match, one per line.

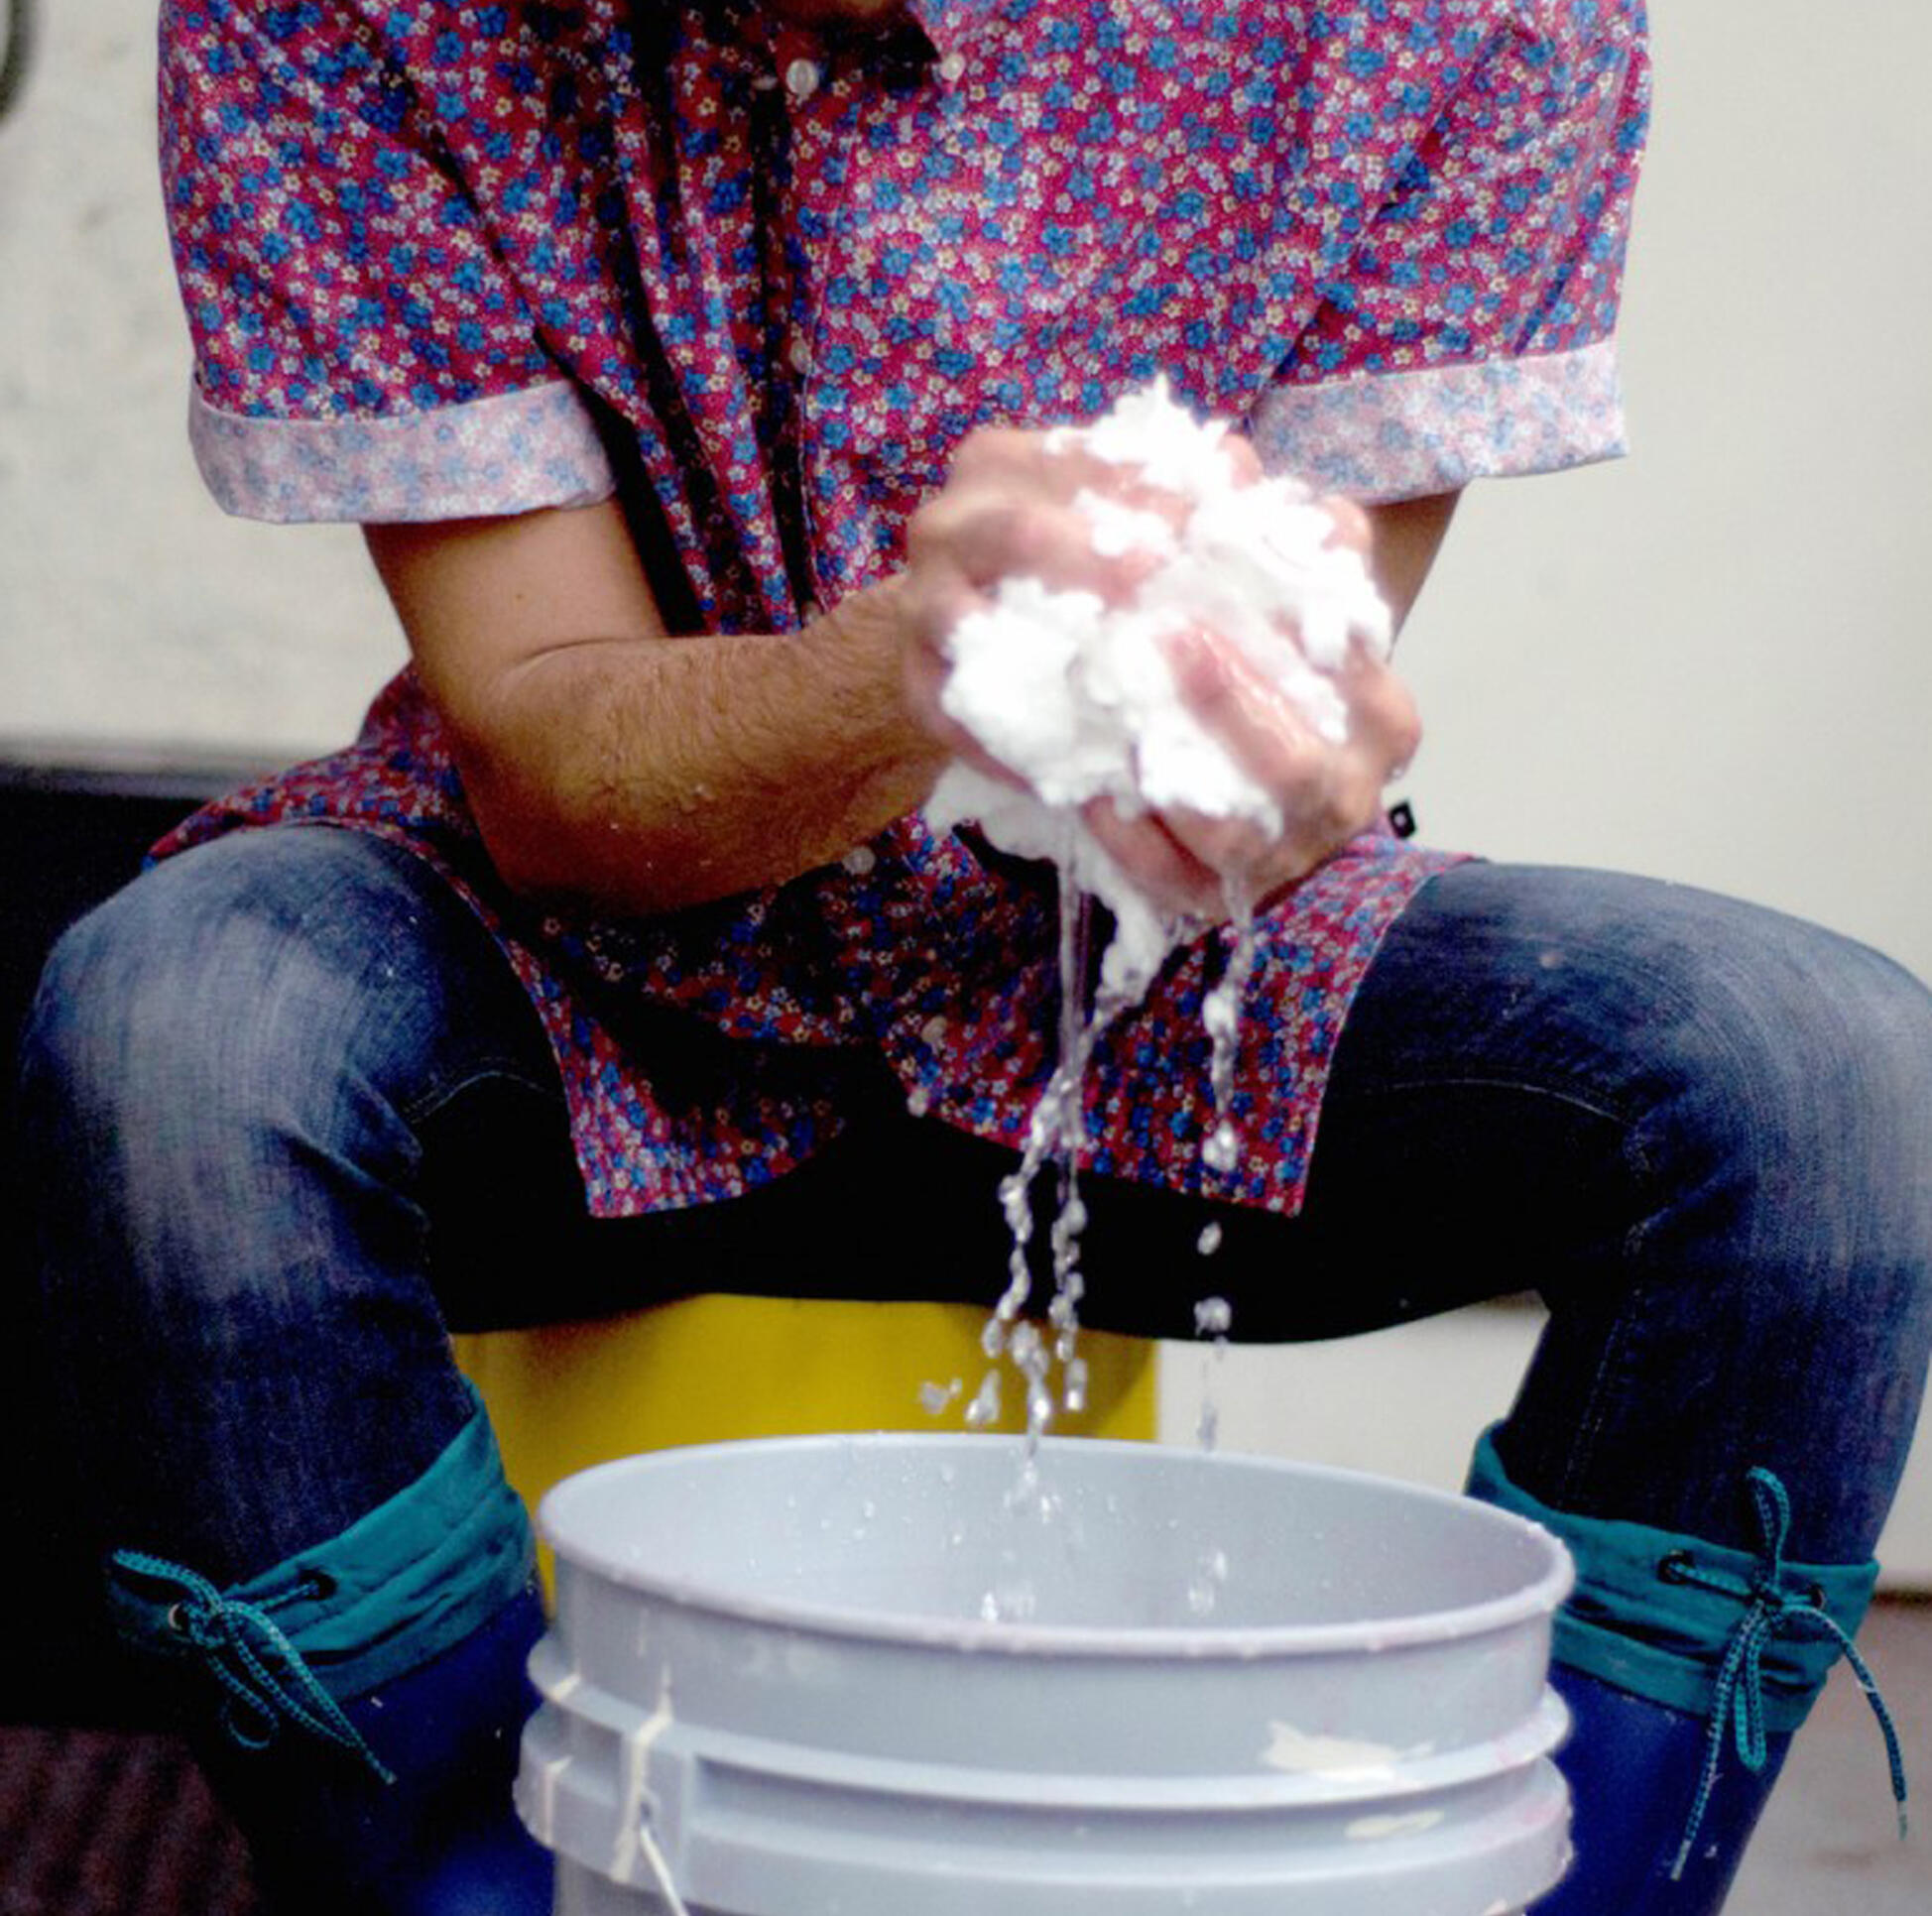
left=1466, top=1424, right=1877, bottom=1733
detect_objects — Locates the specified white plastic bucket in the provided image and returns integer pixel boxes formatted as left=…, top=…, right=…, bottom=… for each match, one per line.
left=519, top=1434, right=1574, bottom=1916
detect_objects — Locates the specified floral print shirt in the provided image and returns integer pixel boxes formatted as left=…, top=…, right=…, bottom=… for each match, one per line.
left=155, top=0, right=1650, bottom=1217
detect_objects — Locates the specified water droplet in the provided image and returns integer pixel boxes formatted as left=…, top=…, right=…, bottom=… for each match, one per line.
left=918, top=1377, right=962, bottom=1416
left=1196, top=1400, right=1221, bottom=1454
left=983, top=1579, right=1036, bottom=1621
left=1063, top=1357, right=1089, bottom=1413
left=963, top=1372, right=1002, bottom=1429
left=1202, top=1122, right=1239, bottom=1174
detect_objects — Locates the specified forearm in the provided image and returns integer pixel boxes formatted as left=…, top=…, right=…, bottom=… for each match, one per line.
left=366, top=506, right=948, bottom=916
left=1362, top=490, right=1459, bottom=634
left=366, top=471, right=1456, bottom=925
left=459, top=583, right=947, bottom=915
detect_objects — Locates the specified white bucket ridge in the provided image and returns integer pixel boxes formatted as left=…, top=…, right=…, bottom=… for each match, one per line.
left=519, top=1434, right=1575, bottom=1916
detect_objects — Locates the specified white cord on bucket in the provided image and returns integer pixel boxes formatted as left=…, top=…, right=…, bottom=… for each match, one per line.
left=610, top=1670, right=687, bottom=1907
left=637, top=1820, right=695, bottom=1916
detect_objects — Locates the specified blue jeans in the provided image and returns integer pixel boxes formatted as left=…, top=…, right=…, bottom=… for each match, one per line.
left=19, top=824, right=1932, bottom=1594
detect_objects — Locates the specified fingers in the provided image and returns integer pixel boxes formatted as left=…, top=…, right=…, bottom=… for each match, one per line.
left=906, top=427, right=1167, bottom=607
left=903, top=421, right=1274, bottom=644
left=1080, top=796, right=1226, bottom=918
left=1318, top=491, right=1373, bottom=555
left=1220, top=434, right=1265, bottom=487
left=906, top=487, right=1137, bottom=611
left=900, top=424, right=1177, bottom=753
left=1155, top=624, right=1421, bottom=900
left=901, top=423, right=1413, bottom=910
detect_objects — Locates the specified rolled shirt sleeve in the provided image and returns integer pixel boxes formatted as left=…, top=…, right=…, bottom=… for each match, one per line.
left=1250, top=1, right=1650, bottom=501
left=161, top=0, right=615, bottom=522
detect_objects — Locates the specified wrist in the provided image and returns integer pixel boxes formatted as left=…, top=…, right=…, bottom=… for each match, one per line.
left=808, top=576, right=953, bottom=774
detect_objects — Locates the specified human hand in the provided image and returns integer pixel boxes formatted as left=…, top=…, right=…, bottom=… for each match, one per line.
left=1081, top=495, right=1421, bottom=917
left=903, top=422, right=1420, bottom=919
left=900, top=422, right=1174, bottom=787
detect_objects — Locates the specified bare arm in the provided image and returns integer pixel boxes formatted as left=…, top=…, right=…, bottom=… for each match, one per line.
left=366, top=501, right=946, bottom=915
left=366, top=459, right=1458, bottom=921
left=1363, top=488, right=1459, bottom=634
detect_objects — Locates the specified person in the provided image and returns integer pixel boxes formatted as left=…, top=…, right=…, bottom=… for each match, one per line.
left=17, top=1, right=1931, bottom=1910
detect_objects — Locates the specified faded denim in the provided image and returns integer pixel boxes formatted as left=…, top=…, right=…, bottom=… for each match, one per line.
left=20, top=828, right=1932, bottom=1591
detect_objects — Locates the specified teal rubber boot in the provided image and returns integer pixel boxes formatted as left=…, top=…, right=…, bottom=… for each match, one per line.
left=107, top=1388, right=553, bottom=1914
left=181, top=1579, right=553, bottom=1914
left=1467, top=1428, right=1905, bottom=1915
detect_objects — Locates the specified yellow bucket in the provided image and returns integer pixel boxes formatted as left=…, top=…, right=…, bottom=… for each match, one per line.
left=455, top=1297, right=1154, bottom=1583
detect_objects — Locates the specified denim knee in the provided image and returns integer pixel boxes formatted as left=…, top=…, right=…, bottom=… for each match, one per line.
left=33, top=830, right=388, bottom=1197
left=19, top=827, right=504, bottom=1581
left=1614, top=902, right=1932, bottom=1549
left=22, top=829, right=469, bottom=1322
left=1377, top=867, right=1932, bottom=1562
left=1624, top=895, right=1932, bottom=1283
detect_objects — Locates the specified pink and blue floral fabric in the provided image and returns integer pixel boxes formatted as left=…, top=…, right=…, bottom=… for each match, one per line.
left=155, top=0, right=1650, bottom=1217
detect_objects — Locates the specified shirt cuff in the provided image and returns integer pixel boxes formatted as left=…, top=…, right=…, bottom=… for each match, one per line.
left=188, top=379, right=619, bottom=525
left=1247, top=339, right=1627, bottom=502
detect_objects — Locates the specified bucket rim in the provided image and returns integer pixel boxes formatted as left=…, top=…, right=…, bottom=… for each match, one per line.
left=537, top=1432, right=1576, bottom=1659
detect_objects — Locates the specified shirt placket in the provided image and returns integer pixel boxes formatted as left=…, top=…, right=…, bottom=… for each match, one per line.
left=749, top=29, right=849, bottom=625
left=766, top=21, right=948, bottom=618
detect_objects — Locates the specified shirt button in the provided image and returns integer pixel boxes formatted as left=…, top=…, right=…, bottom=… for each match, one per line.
left=787, top=335, right=813, bottom=376
left=785, top=57, right=821, bottom=100
left=936, top=51, right=966, bottom=83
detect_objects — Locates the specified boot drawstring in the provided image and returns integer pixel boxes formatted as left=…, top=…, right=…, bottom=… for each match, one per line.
left=1659, top=1468, right=1905, bottom=1879
left=109, top=1549, right=395, bottom=1784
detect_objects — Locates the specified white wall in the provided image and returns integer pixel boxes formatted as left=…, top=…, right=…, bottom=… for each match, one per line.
left=1159, top=4, right=1932, bottom=1584
left=3, top=6, right=1928, bottom=1571
left=0, top=3, right=399, bottom=758
left=1398, top=5, right=1932, bottom=975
